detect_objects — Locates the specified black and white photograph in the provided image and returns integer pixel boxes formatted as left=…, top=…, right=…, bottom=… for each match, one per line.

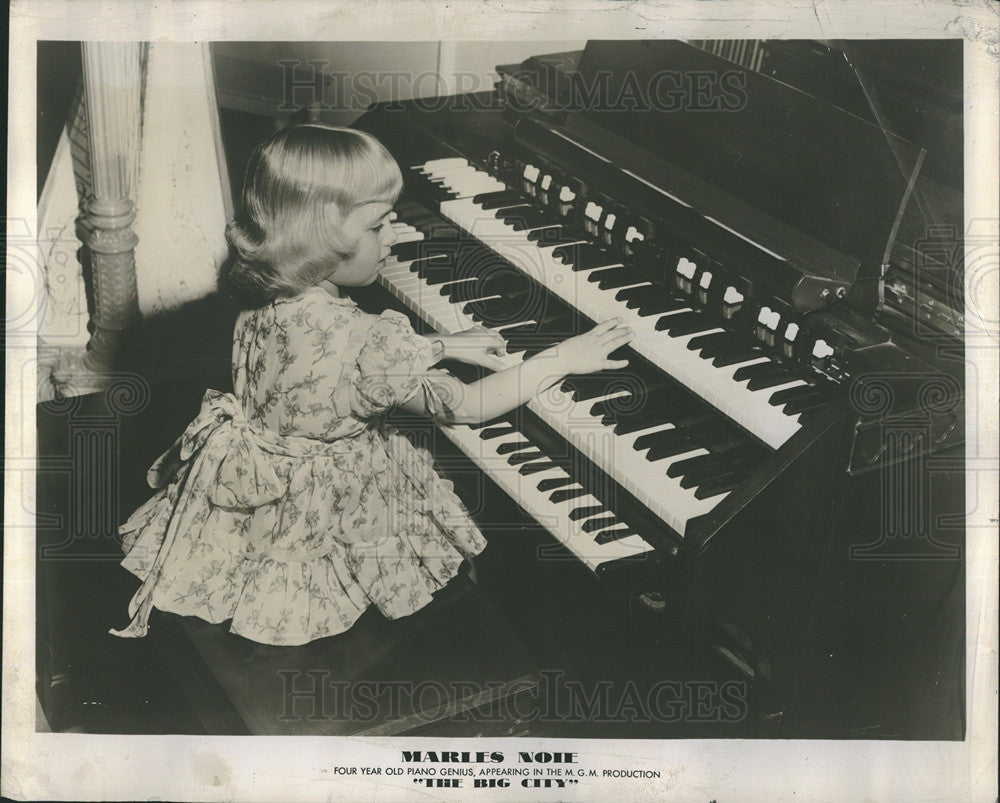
left=5, top=1, right=998, bottom=800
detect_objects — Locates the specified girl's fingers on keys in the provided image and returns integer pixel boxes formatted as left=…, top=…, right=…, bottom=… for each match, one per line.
left=601, top=329, right=634, bottom=348
left=590, top=318, right=622, bottom=335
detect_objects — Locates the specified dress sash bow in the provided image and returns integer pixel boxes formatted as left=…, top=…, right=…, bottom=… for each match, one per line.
left=147, top=389, right=285, bottom=509
left=109, top=389, right=365, bottom=638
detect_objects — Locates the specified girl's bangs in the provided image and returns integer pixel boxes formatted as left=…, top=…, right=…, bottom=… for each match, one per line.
left=347, top=148, right=403, bottom=207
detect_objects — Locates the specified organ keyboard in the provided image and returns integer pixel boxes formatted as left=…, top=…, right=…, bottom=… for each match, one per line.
left=381, top=207, right=774, bottom=553
left=422, top=160, right=814, bottom=449
left=352, top=40, right=966, bottom=731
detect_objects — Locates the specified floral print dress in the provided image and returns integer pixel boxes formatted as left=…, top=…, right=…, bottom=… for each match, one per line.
left=110, top=286, right=487, bottom=646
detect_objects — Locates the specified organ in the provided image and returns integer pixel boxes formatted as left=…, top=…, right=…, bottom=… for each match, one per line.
left=349, top=39, right=966, bottom=735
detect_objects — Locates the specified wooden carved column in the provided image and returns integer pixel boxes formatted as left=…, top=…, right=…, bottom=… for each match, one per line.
left=78, top=43, right=142, bottom=373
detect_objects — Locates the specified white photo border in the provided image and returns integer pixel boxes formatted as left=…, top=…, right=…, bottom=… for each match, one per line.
left=5, top=1, right=998, bottom=800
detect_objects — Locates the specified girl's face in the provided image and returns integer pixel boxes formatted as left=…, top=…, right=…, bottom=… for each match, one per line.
left=326, top=200, right=398, bottom=286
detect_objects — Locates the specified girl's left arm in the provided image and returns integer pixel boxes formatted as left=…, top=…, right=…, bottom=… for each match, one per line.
left=428, top=326, right=508, bottom=369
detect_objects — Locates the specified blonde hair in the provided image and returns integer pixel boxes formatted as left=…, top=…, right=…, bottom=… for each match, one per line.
left=224, top=124, right=403, bottom=304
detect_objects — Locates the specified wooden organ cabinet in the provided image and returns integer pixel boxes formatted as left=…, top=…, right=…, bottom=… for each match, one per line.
left=346, top=40, right=966, bottom=738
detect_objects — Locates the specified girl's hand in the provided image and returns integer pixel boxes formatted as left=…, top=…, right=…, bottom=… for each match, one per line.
left=435, top=326, right=509, bottom=369
left=552, top=318, right=634, bottom=374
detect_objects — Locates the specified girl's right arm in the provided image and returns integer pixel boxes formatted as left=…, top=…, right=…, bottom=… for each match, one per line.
left=400, top=319, right=634, bottom=425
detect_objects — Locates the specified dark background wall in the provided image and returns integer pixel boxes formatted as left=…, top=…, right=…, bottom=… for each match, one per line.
left=37, top=42, right=83, bottom=199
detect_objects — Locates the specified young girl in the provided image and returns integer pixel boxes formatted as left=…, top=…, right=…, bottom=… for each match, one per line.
left=110, top=124, right=633, bottom=646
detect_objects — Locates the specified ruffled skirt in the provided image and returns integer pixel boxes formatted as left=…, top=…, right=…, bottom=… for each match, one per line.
left=112, top=392, right=486, bottom=646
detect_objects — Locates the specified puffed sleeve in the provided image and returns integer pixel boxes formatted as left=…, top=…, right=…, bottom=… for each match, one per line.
left=351, top=310, right=452, bottom=418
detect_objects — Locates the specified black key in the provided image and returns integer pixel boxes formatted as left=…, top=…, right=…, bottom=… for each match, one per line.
left=655, top=311, right=712, bottom=336
left=425, top=223, right=465, bottom=240
left=697, top=336, right=758, bottom=364
left=713, top=348, right=766, bottom=368
left=473, top=189, right=521, bottom=209
left=589, top=371, right=665, bottom=412
left=505, top=336, right=559, bottom=357
left=447, top=275, right=525, bottom=305
left=453, top=243, right=518, bottom=273
left=635, top=296, right=690, bottom=317
left=464, top=294, right=537, bottom=325
left=493, top=203, right=531, bottom=219
left=494, top=299, right=549, bottom=327
left=497, top=207, right=556, bottom=231
left=391, top=240, right=455, bottom=263
left=525, top=224, right=564, bottom=242
left=629, top=409, right=716, bottom=448
left=478, top=270, right=535, bottom=296
left=562, top=375, right=626, bottom=403
left=783, top=392, right=828, bottom=415
left=503, top=314, right=575, bottom=353
left=594, top=527, right=637, bottom=545
left=614, top=416, right=663, bottom=436
left=666, top=439, right=753, bottom=477
left=569, top=504, right=605, bottom=521
left=389, top=240, right=425, bottom=263
left=694, top=475, right=742, bottom=499
left=507, top=449, right=546, bottom=465
left=733, top=360, right=780, bottom=382
left=679, top=457, right=751, bottom=489
left=550, top=487, right=589, bottom=504
left=402, top=242, right=458, bottom=259
left=746, top=370, right=798, bottom=392
left=645, top=436, right=708, bottom=463
left=393, top=199, right=434, bottom=222
left=456, top=279, right=531, bottom=310
left=652, top=311, right=693, bottom=332
left=582, top=515, right=619, bottom=533
left=421, top=266, right=463, bottom=286
left=519, top=460, right=559, bottom=476
left=493, top=321, right=540, bottom=340
left=634, top=426, right=682, bottom=452
left=553, top=243, right=615, bottom=271
left=497, top=317, right=563, bottom=343
left=602, top=403, right=671, bottom=433
left=615, top=284, right=671, bottom=307
left=413, top=256, right=460, bottom=284
left=613, top=399, right=703, bottom=436
left=686, top=330, right=735, bottom=354
left=666, top=452, right=724, bottom=479
left=530, top=228, right=582, bottom=248
left=590, top=398, right=624, bottom=425
left=440, top=278, right=483, bottom=303
left=768, top=384, right=817, bottom=407
left=412, top=179, right=457, bottom=204
left=537, top=476, right=576, bottom=493
left=588, top=267, right=642, bottom=291
left=496, top=439, right=531, bottom=455
left=392, top=199, right=449, bottom=225
left=470, top=414, right=509, bottom=430
left=479, top=425, right=517, bottom=440
left=643, top=419, right=731, bottom=455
